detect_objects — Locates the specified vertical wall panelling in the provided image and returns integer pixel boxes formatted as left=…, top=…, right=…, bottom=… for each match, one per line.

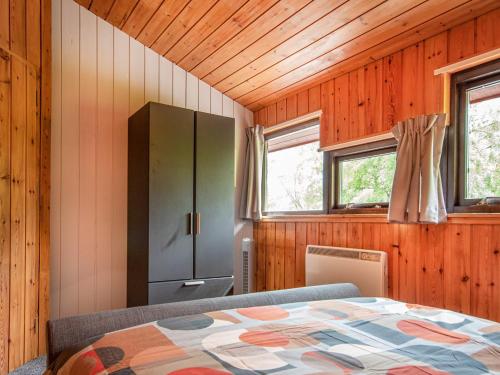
left=398, top=224, right=418, bottom=303
left=308, top=85, right=321, bottom=112
left=297, top=90, right=308, bottom=116
left=129, top=38, right=145, bottom=115
left=254, top=220, right=499, bottom=321
left=401, top=42, right=425, bottom=122
left=266, top=103, right=276, bottom=126
left=448, top=20, right=475, bottom=62
left=159, top=58, right=173, bottom=105
left=274, top=223, right=285, bottom=290
left=50, top=0, right=62, bottom=321
left=475, top=9, right=500, bottom=53
left=0, top=46, right=11, bottom=375
left=348, top=71, right=359, bottom=139
left=294, top=223, right=307, bottom=288
left=38, top=0, right=52, bottom=355
left=60, top=0, right=80, bottom=319
left=144, top=47, right=159, bottom=103
left=286, top=94, right=297, bottom=120
left=111, top=28, right=129, bottom=310
left=96, top=18, right=113, bottom=312
left=334, top=74, right=349, bottom=142
left=210, top=87, right=223, bottom=116
left=364, top=61, right=383, bottom=135
left=319, top=80, right=334, bottom=147
left=423, top=32, right=448, bottom=114
left=172, top=64, right=186, bottom=108
left=444, top=224, right=471, bottom=314
left=186, top=72, right=199, bottom=111
left=198, top=79, right=211, bottom=113
left=382, top=52, right=402, bottom=131
left=284, top=223, right=295, bottom=289
left=276, top=99, right=286, bottom=123
left=0, top=0, right=50, bottom=369
left=78, top=7, right=97, bottom=315
left=10, top=56, right=27, bottom=372
left=51, top=0, right=254, bottom=319
left=222, top=95, right=234, bottom=118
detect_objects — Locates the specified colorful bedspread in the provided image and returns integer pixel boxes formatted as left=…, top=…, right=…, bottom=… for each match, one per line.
left=50, top=298, right=500, bottom=374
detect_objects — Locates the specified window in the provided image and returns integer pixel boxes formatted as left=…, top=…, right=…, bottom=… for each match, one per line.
left=329, top=140, right=397, bottom=211
left=264, top=122, right=325, bottom=214
left=448, top=59, right=500, bottom=212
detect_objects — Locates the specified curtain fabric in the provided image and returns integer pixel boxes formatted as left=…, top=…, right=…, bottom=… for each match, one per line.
left=388, top=114, right=447, bottom=223
left=240, top=125, right=265, bottom=220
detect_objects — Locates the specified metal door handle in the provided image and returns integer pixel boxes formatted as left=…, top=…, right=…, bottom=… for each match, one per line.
left=183, top=280, right=205, bottom=287
left=187, top=212, right=193, bottom=235
left=195, top=212, right=201, bottom=234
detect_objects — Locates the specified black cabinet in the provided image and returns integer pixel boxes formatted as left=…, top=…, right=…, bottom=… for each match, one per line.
left=127, top=102, right=234, bottom=307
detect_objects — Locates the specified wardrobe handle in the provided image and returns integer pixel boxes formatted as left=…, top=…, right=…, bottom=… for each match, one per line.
left=183, top=280, right=205, bottom=287
left=187, top=212, right=193, bottom=235
left=195, top=213, right=201, bottom=235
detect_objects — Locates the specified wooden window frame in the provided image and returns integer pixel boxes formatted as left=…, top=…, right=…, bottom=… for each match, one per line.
left=328, top=139, right=397, bottom=214
left=447, top=59, right=500, bottom=213
left=262, top=121, right=327, bottom=216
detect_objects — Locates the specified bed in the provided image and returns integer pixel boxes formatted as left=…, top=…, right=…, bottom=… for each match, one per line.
left=46, top=284, right=500, bottom=374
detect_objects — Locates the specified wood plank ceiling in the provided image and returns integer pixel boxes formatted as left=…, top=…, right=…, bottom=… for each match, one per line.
left=75, top=0, right=500, bottom=111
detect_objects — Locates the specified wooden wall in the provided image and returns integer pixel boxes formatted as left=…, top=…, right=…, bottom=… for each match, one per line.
left=51, top=0, right=253, bottom=320
left=254, top=218, right=500, bottom=322
left=252, top=9, right=500, bottom=324
left=254, top=9, right=500, bottom=147
left=0, top=0, right=51, bottom=372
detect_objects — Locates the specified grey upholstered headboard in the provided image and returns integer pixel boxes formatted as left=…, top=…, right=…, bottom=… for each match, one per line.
left=47, top=283, right=360, bottom=365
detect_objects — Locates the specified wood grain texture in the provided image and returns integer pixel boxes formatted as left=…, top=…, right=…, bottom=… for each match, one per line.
left=74, top=0, right=498, bottom=107
left=254, top=9, right=500, bottom=147
left=255, top=219, right=499, bottom=321
left=247, top=0, right=500, bottom=110
left=0, top=50, right=11, bottom=375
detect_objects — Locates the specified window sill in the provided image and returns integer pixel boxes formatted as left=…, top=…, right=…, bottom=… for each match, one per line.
left=258, top=212, right=500, bottom=224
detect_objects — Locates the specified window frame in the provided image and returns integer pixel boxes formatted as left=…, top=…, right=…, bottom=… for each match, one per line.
left=327, top=139, right=397, bottom=214
left=447, top=59, right=500, bottom=213
left=262, top=121, right=328, bottom=216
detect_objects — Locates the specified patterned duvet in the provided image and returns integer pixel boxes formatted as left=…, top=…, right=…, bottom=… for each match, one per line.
left=49, top=298, right=500, bottom=374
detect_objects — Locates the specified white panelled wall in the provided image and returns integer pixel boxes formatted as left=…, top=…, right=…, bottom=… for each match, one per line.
left=51, top=0, right=253, bottom=319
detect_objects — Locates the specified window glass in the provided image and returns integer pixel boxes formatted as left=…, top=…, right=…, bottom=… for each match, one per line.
left=265, top=141, right=323, bottom=212
left=339, top=152, right=396, bottom=205
left=464, top=81, right=500, bottom=199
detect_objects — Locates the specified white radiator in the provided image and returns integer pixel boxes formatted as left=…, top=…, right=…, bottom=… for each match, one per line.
left=241, top=238, right=255, bottom=294
left=306, top=245, right=387, bottom=297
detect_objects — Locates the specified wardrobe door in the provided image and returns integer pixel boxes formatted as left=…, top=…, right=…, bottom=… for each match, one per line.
left=194, top=112, right=235, bottom=279
left=149, top=103, right=195, bottom=282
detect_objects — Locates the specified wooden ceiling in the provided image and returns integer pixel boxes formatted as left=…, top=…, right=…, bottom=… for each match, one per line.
left=76, top=0, right=500, bottom=110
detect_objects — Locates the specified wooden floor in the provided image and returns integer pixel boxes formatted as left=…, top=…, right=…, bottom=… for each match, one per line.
left=74, top=0, right=500, bottom=109
left=254, top=218, right=500, bottom=322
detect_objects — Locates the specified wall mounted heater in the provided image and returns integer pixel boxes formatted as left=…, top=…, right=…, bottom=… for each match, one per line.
left=241, top=238, right=256, bottom=294
left=306, top=246, right=387, bottom=297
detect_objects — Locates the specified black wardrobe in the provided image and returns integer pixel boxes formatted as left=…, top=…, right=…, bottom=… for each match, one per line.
left=127, top=102, right=235, bottom=307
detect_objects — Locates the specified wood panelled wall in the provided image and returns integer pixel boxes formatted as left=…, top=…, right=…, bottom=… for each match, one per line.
left=0, top=0, right=51, bottom=372
left=252, top=9, right=500, bottom=323
left=254, top=219, right=500, bottom=322
left=51, top=0, right=253, bottom=320
left=254, top=9, right=500, bottom=147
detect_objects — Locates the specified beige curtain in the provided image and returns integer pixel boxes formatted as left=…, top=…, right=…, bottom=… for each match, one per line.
left=240, top=125, right=265, bottom=220
left=388, top=114, right=447, bottom=223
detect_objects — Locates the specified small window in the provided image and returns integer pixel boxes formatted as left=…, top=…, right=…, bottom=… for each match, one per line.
left=264, top=122, right=325, bottom=214
left=329, top=140, right=397, bottom=212
left=449, top=59, right=500, bottom=212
